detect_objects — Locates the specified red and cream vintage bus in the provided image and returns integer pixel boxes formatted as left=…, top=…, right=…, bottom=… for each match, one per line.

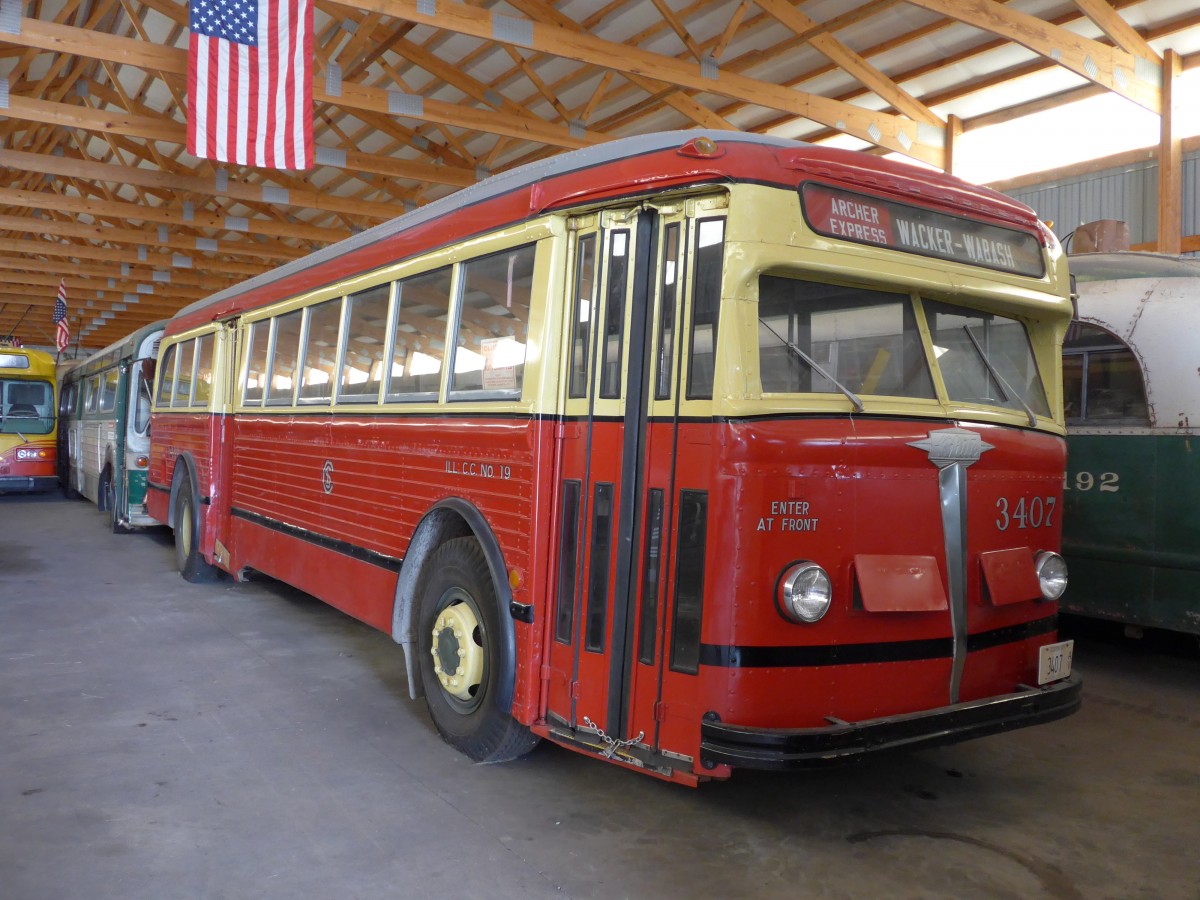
left=147, top=131, right=1080, bottom=785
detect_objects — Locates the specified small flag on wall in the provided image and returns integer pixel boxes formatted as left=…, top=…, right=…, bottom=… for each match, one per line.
left=187, top=0, right=314, bottom=170
left=53, top=279, right=69, bottom=353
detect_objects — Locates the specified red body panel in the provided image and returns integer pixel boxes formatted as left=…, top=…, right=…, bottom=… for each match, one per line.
left=695, top=418, right=1064, bottom=731
left=0, top=440, right=56, bottom=481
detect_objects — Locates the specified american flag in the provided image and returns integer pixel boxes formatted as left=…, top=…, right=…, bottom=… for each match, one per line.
left=187, top=0, right=313, bottom=170
left=53, top=279, right=69, bottom=353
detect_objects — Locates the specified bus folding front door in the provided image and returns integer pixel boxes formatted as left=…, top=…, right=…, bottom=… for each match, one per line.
left=545, top=200, right=711, bottom=769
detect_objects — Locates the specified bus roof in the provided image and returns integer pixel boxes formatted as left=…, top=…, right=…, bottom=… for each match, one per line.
left=62, top=320, right=168, bottom=382
left=166, top=130, right=1046, bottom=336
left=1068, top=251, right=1200, bottom=282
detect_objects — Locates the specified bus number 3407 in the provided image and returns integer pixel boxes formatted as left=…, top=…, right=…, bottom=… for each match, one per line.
left=995, top=495, right=1056, bottom=531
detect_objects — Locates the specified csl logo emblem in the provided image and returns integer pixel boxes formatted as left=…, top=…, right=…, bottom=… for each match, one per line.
left=322, top=460, right=334, bottom=494
left=909, top=427, right=994, bottom=469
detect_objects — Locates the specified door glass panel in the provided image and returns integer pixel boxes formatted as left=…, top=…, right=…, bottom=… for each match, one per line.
left=569, top=234, right=598, bottom=398
left=599, top=231, right=629, bottom=399
left=670, top=490, right=708, bottom=675
left=585, top=483, right=614, bottom=652
left=687, top=218, right=725, bottom=399
left=638, top=489, right=665, bottom=665
left=555, top=480, right=582, bottom=645
left=655, top=223, right=681, bottom=399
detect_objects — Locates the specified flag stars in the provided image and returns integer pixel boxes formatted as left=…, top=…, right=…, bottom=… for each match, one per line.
left=190, top=0, right=259, bottom=45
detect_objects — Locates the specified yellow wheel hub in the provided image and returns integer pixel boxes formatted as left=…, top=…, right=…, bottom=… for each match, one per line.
left=430, top=600, right=484, bottom=701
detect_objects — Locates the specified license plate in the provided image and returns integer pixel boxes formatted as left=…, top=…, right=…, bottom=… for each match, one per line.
left=1038, top=639, right=1074, bottom=685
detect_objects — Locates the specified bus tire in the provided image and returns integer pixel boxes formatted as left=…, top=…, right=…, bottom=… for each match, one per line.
left=174, top=475, right=220, bottom=583
left=417, top=537, right=539, bottom=763
left=61, top=477, right=79, bottom=500
left=101, top=469, right=128, bottom=534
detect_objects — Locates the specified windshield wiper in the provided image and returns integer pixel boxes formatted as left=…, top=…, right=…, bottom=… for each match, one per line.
left=759, top=318, right=864, bottom=413
left=962, top=326, right=1037, bottom=426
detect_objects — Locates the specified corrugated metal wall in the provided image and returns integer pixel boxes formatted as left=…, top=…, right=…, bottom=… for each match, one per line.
left=1002, top=147, right=1200, bottom=249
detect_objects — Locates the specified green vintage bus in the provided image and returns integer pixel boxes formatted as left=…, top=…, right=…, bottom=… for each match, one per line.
left=1061, top=252, right=1200, bottom=636
left=59, top=322, right=166, bottom=532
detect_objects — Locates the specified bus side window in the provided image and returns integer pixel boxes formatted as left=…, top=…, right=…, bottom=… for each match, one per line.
left=449, top=244, right=535, bottom=397
left=299, top=298, right=344, bottom=403
left=338, top=286, right=390, bottom=403
left=156, top=344, right=176, bottom=407
left=173, top=339, right=196, bottom=407
left=243, top=322, right=269, bottom=405
left=193, top=334, right=214, bottom=406
left=687, top=218, right=725, bottom=400
left=387, top=266, right=453, bottom=400
left=1062, top=323, right=1148, bottom=423
left=85, top=375, right=100, bottom=414
left=99, top=368, right=119, bottom=413
left=266, top=310, right=303, bottom=405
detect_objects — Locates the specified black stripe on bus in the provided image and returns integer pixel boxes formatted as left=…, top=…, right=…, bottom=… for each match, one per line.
left=230, top=507, right=403, bottom=573
left=697, top=615, right=1058, bottom=668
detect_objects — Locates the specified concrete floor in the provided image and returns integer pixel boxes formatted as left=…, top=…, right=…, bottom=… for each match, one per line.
left=1, top=492, right=1198, bottom=900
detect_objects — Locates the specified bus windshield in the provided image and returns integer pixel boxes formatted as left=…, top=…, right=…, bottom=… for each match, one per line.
left=1, top=378, right=55, bottom=434
left=757, top=275, right=1050, bottom=418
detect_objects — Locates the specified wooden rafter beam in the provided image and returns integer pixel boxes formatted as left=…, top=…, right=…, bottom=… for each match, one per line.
left=903, top=0, right=1160, bottom=112
left=0, top=16, right=597, bottom=150
left=0, top=144, right=396, bottom=223
left=0, top=235, right=275, bottom=278
left=0, top=187, right=347, bottom=244
left=756, top=0, right=942, bottom=128
left=329, top=0, right=945, bottom=165
left=1071, top=0, right=1161, bottom=64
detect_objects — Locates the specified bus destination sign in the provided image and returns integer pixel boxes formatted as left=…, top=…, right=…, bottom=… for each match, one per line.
left=800, top=182, right=1045, bottom=278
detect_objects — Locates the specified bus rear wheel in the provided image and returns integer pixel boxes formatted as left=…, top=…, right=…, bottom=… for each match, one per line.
left=417, top=537, right=538, bottom=763
left=174, top=474, right=220, bottom=583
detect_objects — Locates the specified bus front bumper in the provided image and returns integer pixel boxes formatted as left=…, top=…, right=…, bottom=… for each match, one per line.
left=0, top=475, right=58, bottom=494
left=700, top=673, right=1082, bottom=770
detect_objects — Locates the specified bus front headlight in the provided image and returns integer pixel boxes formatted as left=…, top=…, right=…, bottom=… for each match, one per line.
left=1035, top=551, right=1068, bottom=601
left=777, top=562, right=832, bottom=623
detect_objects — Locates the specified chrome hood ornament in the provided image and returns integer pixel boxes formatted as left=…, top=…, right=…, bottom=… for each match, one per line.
left=909, top=426, right=995, bottom=469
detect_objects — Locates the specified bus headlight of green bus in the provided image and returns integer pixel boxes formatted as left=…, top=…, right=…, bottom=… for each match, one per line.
left=777, top=562, right=832, bottom=623
left=1035, top=551, right=1068, bottom=601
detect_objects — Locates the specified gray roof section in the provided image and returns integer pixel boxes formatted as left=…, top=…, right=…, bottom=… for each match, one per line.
left=174, top=130, right=802, bottom=322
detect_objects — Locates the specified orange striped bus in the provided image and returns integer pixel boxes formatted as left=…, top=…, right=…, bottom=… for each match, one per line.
left=147, top=132, right=1080, bottom=784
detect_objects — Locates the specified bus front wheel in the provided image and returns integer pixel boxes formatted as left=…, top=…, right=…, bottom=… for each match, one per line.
left=174, top=475, right=220, bottom=583
left=102, top=469, right=128, bottom=534
left=417, top=537, right=538, bottom=763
